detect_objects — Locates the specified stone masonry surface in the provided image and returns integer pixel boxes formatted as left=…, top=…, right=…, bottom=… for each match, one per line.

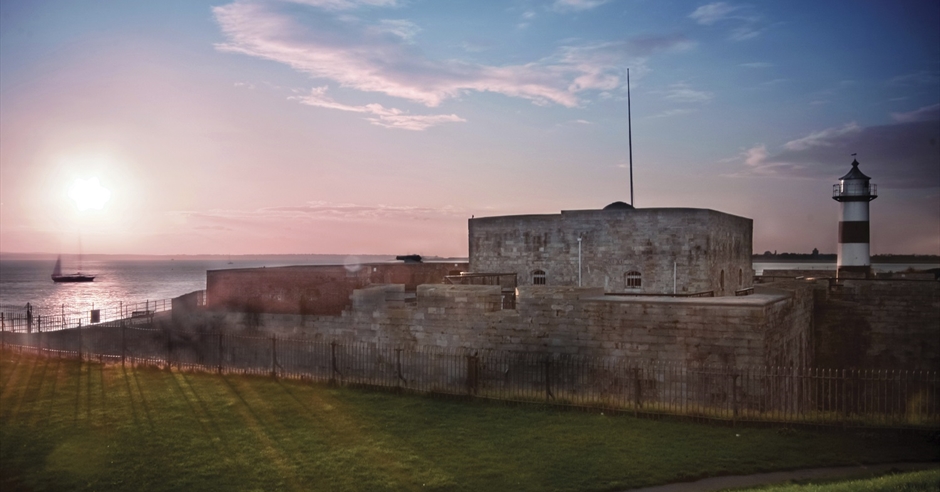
left=469, top=208, right=753, bottom=296
left=181, top=282, right=813, bottom=367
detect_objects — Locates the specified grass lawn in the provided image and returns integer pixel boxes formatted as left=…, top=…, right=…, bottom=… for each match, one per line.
left=734, top=468, right=940, bottom=491
left=2, top=349, right=937, bottom=492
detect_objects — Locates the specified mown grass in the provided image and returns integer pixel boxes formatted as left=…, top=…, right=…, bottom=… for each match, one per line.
left=1, top=349, right=937, bottom=492
left=735, top=468, right=940, bottom=491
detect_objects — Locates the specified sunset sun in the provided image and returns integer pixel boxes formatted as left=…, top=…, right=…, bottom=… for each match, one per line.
left=68, top=177, right=111, bottom=211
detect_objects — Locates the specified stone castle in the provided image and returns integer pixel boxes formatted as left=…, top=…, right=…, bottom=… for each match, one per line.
left=173, top=186, right=938, bottom=371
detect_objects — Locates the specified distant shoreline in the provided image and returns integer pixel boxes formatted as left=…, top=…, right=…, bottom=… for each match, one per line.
left=752, top=258, right=834, bottom=263
left=0, top=252, right=469, bottom=263
left=2, top=252, right=937, bottom=265
left=753, top=256, right=940, bottom=264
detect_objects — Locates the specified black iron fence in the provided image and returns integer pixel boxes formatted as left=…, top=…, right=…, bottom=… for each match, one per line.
left=2, top=325, right=937, bottom=430
left=1, top=298, right=174, bottom=334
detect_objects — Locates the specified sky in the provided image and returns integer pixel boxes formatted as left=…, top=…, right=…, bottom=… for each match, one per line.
left=1, top=0, right=938, bottom=257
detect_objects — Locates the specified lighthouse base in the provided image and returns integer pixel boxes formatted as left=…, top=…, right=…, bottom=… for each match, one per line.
left=837, top=265, right=871, bottom=279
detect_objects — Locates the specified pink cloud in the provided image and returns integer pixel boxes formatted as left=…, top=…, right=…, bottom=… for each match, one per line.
left=175, top=201, right=468, bottom=225
left=728, top=120, right=939, bottom=189
left=294, top=86, right=464, bottom=130
left=213, top=2, right=576, bottom=107
left=212, top=1, right=687, bottom=116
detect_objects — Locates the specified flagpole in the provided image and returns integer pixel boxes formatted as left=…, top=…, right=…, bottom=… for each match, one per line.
left=627, top=68, right=634, bottom=207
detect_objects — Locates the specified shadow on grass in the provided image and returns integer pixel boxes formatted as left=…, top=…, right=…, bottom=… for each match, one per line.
left=128, top=364, right=156, bottom=432
left=42, top=357, right=64, bottom=425
left=174, top=371, right=240, bottom=459
left=219, top=373, right=308, bottom=490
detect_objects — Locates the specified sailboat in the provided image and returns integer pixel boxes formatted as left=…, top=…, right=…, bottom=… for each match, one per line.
left=51, top=255, right=95, bottom=283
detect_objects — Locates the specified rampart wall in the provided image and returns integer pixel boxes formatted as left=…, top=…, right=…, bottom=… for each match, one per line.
left=813, top=279, right=940, bottom=370
left=181, top=282, right=813, bottom=367
left=205, top=262, right=467, bottom=316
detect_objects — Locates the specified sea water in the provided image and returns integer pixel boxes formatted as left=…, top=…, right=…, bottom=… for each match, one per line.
left=0, top=255, right=394, bottom=318
left=751, top=262, right=939, bottom=275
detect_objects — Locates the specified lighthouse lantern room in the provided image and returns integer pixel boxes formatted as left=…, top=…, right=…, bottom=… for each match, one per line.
left=832, top=158, right=877, bottom=278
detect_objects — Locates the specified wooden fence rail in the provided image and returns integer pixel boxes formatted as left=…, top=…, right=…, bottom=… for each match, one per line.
left=2, top=326, right=937, bottom=430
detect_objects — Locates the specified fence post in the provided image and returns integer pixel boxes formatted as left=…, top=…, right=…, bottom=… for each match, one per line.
left=841, top=369, right=847, bottom=430
left=121, top=321, right=126, bottom=367
left=165, top=327, right=172, bottom=370
left=330, top=341, right=338, bottom=385
left=544, top=357, right=553, bottom=402
left=732, top=372, right=739, bottom=427
left=77, top=319, right=82, bottom=361
left=466, top=353, right=479, bottom=396
left=396, top=348, right=404, bottom=391
left=217, top=332, right=223, bottom=374
left=1, top=313, right=4, bottom=352
left=634, top=367, right=642, bottom=416
left=271, top=336, right=277, bottom=379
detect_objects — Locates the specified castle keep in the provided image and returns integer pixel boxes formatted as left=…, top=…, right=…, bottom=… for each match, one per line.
left=469, top=206, right=753, bottom=295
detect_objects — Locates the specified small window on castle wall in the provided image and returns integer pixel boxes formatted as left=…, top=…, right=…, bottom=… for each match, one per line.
left=625, top=271, right=641, bottom=289
left=532, top=269, right=546, bottom=285
left=720, top=270, right=725, bottom=292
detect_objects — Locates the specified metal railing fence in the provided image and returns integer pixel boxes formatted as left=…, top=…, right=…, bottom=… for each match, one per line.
left=1, top=299, right=172, bottom=333
left=2, top=326, right=937, bottom=430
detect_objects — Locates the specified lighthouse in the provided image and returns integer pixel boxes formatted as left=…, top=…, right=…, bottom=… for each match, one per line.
left=833, top=158, right=877, bottom=278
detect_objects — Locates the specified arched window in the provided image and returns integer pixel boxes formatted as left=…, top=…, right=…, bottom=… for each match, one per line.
left=738, top=268, right=743, bottom=286
left=625, top=271, right=641, bottom=289
left=719, top=270, right=725, bottom=292
left=532, top=269, right=546, bottom=285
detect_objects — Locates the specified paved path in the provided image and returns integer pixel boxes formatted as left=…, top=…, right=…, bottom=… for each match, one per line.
left=622, top=462, right=939, bottom=492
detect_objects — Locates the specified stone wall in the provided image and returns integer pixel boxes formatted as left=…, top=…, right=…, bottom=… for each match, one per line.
left=183, top=282, right=813, bottom=367
left=469, top=208, right=753, bottom=296
left=814, top=279, right=940, bottom=369
left=171, top=290, right=204, bottom=324
left=205, top=261, right=467, bottom=316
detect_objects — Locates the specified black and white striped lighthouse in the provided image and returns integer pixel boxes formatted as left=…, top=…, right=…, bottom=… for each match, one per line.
left=832, top=158, right=877, bottom=278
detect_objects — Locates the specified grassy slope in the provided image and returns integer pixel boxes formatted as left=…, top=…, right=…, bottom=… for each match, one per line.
left=735, top=469, right=940, bottom=491
left=1, top=351, right=937, bottom=492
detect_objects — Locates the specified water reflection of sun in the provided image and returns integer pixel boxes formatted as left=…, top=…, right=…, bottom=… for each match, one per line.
left=68, top=178, right=111, bottom=211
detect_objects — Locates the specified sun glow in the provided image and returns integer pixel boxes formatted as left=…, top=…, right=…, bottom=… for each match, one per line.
left=68, top=177, right=111, bottom=211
